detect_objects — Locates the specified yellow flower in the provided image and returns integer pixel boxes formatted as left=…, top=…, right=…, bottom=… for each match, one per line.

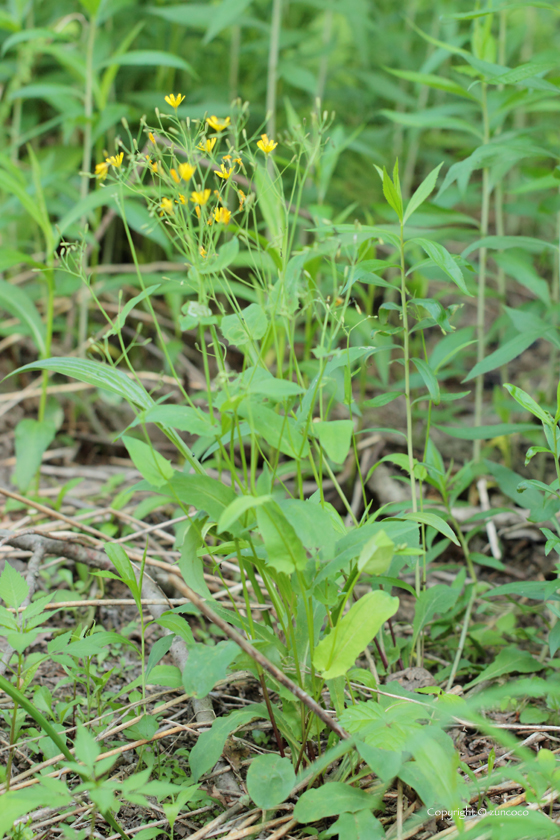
left=95, top=161, right=108, bottom=180
left=176, top=194, right=186, bottom=204
left=194, top=206, right=201, bottom=218
left=150, top=160, right=159, bottom=174
left=199, top=246, right=207, bottom=257
left=215, top=163, right=233, bottom=181
left=165, top=93, right=185, bottom=110
left=160, top=197, right=174, bottom=215
left=238, top=189, right=246, bottom=210
left=170, top=168, right=181, bottom=184
left=191, top=189, right=211, bottom=206
left=233, top=157, right=243, bottom=166
left=106, top=152, right=124, bottom=167
left=178, top=162, right=196, bottom=181
left=257, top=134, right=278, bottom=154
left=222, top=155, right=232, bottom=162
left=214, top=206, right=232, bottom=224
left=149, top=132, right=156, bottom=144
left=197, top=137, right=217, bottom=154
left=206, top=115, right=231, bottom=132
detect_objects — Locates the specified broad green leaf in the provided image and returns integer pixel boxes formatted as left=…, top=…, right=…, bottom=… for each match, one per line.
left=313, top=591, right=399, bottom=679
left=247, top=753, right=296, bottom=810
left=198, top=236, right=239, bottom=275
left=13, top=418, right=56, bottom=492
left=156, top=613, right=194, bottom=646
left=437, top=422, right=538, bottom=440
left=137, top=405, right=219, bottom=437
left=256, top=501, right=307, bottom=574
left=189, top=704, right=268, bottom=781
left=145, top=635, right=174, bottom=679
left=503, top=383, right=552, bottom=426
left=1, top=28, right=68, bottom=54
left=464, top=332, right=539, bottom=381
left=493, top=250, right=550, bottom=305
left=403, top=162, right=443, bottom=224
left=341, top=700, right=425, bottom=751
left=294, top=782, right=380, bottom=823
left=461, top=235, right=554, bottom=259
left=14, top=358, right=153, bottom=409
left=0, top=562, right=29, bottom=609
left=394, top=512, right=459, bottom=545
left=238, top=399, right=309, bottom=459
left=166, top=474, right=237, bottom=524
left=98, top=50, right=195, bottom=76
left=254, top=164, right=285, bottom=247
left=325, top=809, right=385, bottom=840
left=247, top=376, right=304, bottom=401
left=182, top=641, right=238, bottom=697
left=217, top=494, right=271, bottom=533
left=221, top=303, right=268, bottom=346
left=178, top=524, right=211, bottom=598
left=0, top=782, right=71, bottom=840
left=315, top=420, right=354, bottom=464
left=466, top=645, right=543, bottom=688
left=411, top=357, right=440, bottom=403
left=386, top=67, right=474, bottom=99
left=204, top=0, right=252, bottom=42
left=357, top=530, right=395, bottom=576
left=123, top=436, right=174, bottom=488
left=105, top=543, right=135, bottom=588
left=147, top=4, right=215, bottom=27
left=412, top=238, right=469, bottom=295
left=412, top=584, right=460, bottom=648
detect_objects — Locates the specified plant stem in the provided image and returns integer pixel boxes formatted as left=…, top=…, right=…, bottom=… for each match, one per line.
left=78, top=14, right=97, bottom=356
left=399, top=222, right=418, bottom=521
left=473, top=82, right=491, bottom=461
left=266, top=0, right=282, bottom=138
left=446, top=586, right=476, bottom=691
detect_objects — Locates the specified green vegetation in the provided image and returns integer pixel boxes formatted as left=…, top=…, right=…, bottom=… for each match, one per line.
left=2, top=0, right=560, bottom=837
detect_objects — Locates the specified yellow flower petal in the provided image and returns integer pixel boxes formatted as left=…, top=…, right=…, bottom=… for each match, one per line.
left=206, top=115, right=231, bottom=132
left=164, top=93, right=185, bottom=110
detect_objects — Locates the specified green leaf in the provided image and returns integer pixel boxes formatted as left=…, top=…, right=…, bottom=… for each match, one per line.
left=357, top=530, right=395, bottom=576
left=254, top=164, right=286, bottom=247
left=123, top=436, right=174, bottom=488
left=403, top=162, right=443, bottom=224
left=394, top=512, right=459, bottom=545
left=198, top=236, right=239, bottom=275
left=217, top=494, right=270, bottom=533
left=256, top=501, right=307, bottom=574
left=412, top=584, right=460, bottom=649
left=0, top=562, right=29, bottom=609
left=136, top=404, right=218, bottom=437
left=189, top=704, right=268, bottom=781
left=156, top=613, right=194, bottom=647
left=503, top=383, right=552, bottom=426
left=341, top=700, right=425, bottom=751
left=145, top=635, right=174, bottom=679
left=411, top=357, right=440, bottom=403
left=105, top=543, right=135, bottom=589
left=325, top=809, right=385, bottom=840
left=182, top=641, right=238, bottom=697
left=437, top=422, right=538, bottom=440
left=315, top=420, right=354, bottom=464
left=105, top=285, right=160, bottom=337
left=14, top=358, right=153, bottom=409
left=12, top=418, right=56, bottom=492
left=464, top=332, right=539, bottom=381
left=98, top=50, right=195, bottom=75
left=294, top=782, right=380, bottom=823
left=167, top=474, right=237, bottom=524
left=247, top=753, right=296, bottom=810
left=221, top=303, right=268, bottom=346
left=313, top=591, right=399, bottom=680
left=412, top=238, right=470, bottom=295
left=465, top=645, right=543, bottom=688
left=203, top=0, right=252, bottom=43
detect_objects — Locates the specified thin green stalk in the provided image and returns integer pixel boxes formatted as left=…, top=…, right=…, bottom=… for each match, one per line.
left=266, top=0, right=282, bottom=138
left=473, top=82, right=491, bottom=461
left=446, top=586, right=476, bottom=691
left=229, top=25, right=241, bottom=102
left=399, top=222, right=418, bottom=520
left=78, top=15, right=97, bottom=355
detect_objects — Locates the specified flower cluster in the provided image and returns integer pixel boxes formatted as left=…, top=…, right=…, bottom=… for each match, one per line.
left=94, top=151, right=124, bottom=180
